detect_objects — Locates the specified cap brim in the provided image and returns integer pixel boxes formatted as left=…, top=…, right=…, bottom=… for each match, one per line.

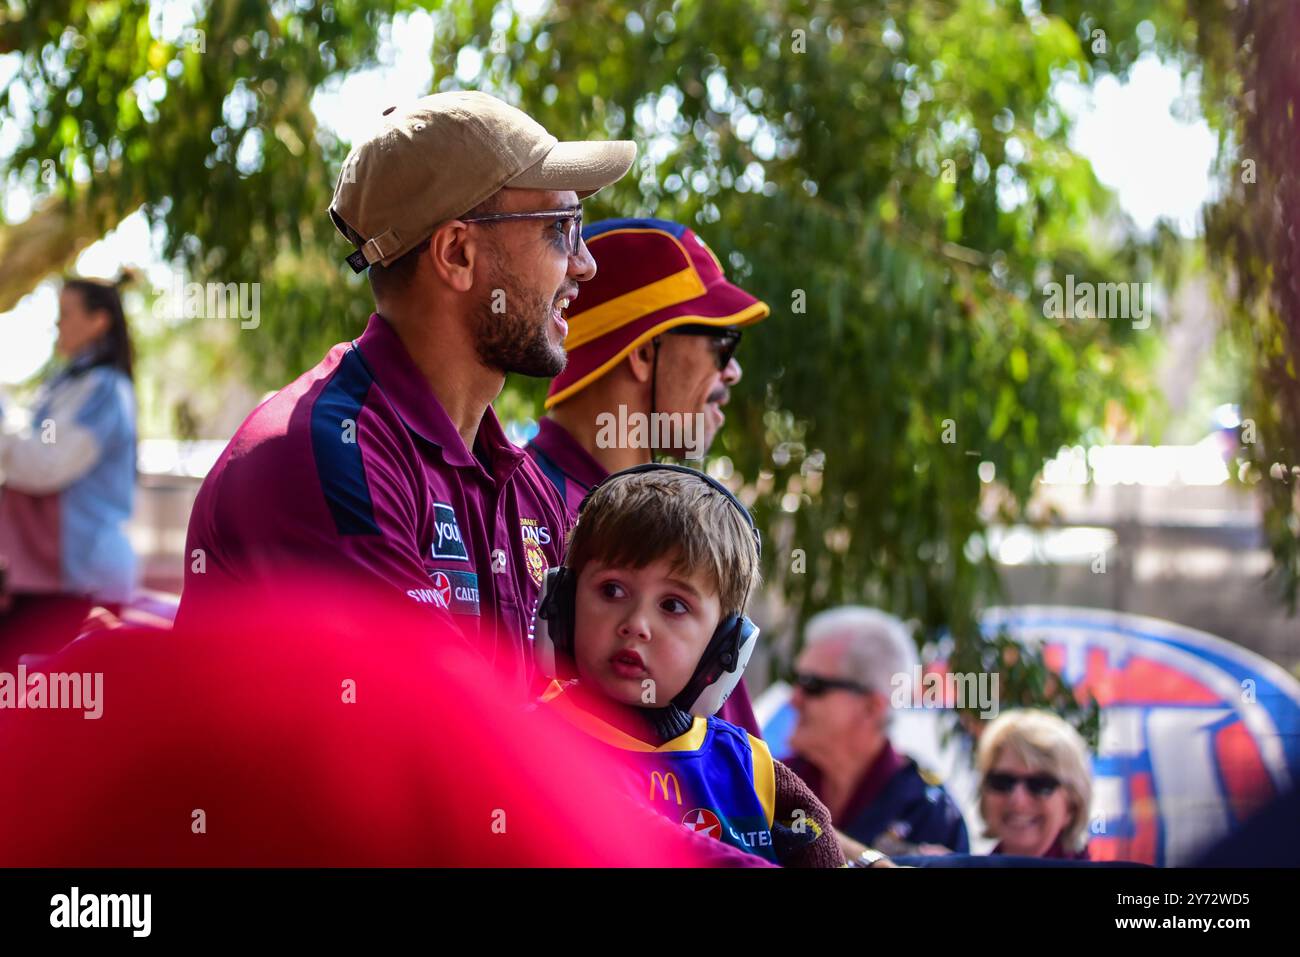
left=508, top=140, right=636, bottom=198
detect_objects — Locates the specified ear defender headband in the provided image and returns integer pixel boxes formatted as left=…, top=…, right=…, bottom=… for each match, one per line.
left=534, top=464, right=762, bottom=719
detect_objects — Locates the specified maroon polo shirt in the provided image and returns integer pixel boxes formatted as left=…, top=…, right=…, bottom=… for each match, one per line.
left=786, top=740, right=907, bottom=828
left=524, top=416, right=607, bottom=515
left=179, top=313, right=571, bottom=696
left=524, top=416, right=763, bottom=737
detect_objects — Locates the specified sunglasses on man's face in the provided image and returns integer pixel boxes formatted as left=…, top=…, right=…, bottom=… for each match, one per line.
left=792, top=672, right=870, bottom=698
left=983, top=771, right=1062, bottom=798
left=665, top=325, right=742, bottom=371
left=460, top=207, right=584, bottom=256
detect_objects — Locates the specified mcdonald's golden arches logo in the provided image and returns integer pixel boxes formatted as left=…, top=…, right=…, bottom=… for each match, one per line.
left=649, top=771, right=682, bottom=805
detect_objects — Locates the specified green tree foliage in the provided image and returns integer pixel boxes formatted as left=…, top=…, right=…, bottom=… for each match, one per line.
left=2, top=1, right=1291, bottom=734
left=439, top=1, right=1163, bottom=684
left=1190, top=0, right=1300, bottom=609
left=0, top=0, right=405, bottom=309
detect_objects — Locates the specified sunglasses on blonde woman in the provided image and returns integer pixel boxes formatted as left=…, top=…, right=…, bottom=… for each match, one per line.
left=984, top=772, right=1061, bottom=798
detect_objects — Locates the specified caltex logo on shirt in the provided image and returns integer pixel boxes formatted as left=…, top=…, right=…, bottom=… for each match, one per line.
left=416, top=569, right=481, bottom=617
left=681, top=808, right=722, bottom=839
left=428, top=572, right=453, bottom=609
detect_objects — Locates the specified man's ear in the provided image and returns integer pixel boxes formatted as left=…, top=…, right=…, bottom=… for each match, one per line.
left=429, top=221, right=478, bottom=293
left=625, top=339, right=658, bottom=384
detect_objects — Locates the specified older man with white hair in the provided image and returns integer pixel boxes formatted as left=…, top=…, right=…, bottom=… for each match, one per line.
left=785, top=606, right=969, bottom=854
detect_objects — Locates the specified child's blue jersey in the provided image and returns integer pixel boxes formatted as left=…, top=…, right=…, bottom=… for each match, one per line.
left=541, top=681, right=778, bottom=862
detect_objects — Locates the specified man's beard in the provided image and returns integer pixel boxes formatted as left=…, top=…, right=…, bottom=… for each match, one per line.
left=470, top=261, right=567, bottom=378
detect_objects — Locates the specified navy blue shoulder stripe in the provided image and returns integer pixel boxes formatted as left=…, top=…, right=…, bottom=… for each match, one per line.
left=311, top=347, right=381, bottom=536
left=527, top=443, right=568, bottom=501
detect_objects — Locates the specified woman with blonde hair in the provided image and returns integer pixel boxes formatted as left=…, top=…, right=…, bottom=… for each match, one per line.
left=976, top=709, right=1093, bottom=859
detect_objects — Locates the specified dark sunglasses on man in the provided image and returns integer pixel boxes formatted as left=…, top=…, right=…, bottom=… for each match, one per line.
left=460, top=206, right=584, bottom=256
left=665, top=324, right=742, bottom=371
left=983, top=771, right=1062, bottom=798
left=792, top=671, right=871, bottom=698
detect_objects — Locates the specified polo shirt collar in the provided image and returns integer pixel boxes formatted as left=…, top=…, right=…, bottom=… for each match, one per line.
left=531, top=416, right=609, bottom=492
left=354, top=312, right=525, bottom=480
left=842, top=740, right=907, bottom=823
left=787, top=741, right=906, bottom=825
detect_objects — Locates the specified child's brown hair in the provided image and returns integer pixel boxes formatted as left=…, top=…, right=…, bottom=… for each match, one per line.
left=564, top=469, right=760, bottom=615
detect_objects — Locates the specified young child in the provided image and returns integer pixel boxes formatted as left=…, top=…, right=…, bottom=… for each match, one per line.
left=534, top=465, right=843, bottom=867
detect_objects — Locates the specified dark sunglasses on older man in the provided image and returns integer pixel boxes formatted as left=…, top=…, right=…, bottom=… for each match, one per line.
left=460, top=206, right=584, bottom=256
left=984, top=771, right=1062, bottom=798
left=666, top=325, right=742, bottom=371
left=792, top=672, right=870, bottom=697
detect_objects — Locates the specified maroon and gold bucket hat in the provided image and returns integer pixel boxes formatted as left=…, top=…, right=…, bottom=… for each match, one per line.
left=546, top=218, right=771, bottom=409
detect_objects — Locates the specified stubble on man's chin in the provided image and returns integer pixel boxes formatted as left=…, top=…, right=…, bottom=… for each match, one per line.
left=470, top=268, right=567, bottom=378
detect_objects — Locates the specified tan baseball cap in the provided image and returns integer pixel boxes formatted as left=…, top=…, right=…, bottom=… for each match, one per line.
left=329, top=90, right=637, bottom=273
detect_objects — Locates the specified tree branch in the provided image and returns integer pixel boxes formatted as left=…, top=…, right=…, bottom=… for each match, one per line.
left=0, top=180, right=143, bottom=313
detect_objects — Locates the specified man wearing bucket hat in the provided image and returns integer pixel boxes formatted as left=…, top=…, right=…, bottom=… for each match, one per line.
left=179, top=91, right=635, bottom=697
left=524, top=218, right=771, bottom=733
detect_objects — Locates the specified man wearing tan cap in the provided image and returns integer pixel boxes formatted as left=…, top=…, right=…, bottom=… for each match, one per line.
left=524, top=217, right=771, bottom=733
left=178, top=92, right=635, bottom=697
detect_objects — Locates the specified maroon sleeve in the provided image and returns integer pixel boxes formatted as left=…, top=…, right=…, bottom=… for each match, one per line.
left=772, top=759, right=846, bottom=868
left=719, top=677, right=762, bottom=738
left=178, top=405, right=463, bottom=640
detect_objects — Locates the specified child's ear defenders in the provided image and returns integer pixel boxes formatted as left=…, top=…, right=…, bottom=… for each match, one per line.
left=532, top=464, right=762, bottom=717
left=534, top=565, right=578, bottom=681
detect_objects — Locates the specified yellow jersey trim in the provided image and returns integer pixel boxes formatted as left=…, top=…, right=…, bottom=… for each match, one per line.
left=540, top=680, right=708, bottom=753
left=748, top=733, right=776, bottom=827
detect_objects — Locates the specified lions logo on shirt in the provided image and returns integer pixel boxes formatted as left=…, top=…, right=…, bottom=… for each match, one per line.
left=519, top=517, right=551, bottom=587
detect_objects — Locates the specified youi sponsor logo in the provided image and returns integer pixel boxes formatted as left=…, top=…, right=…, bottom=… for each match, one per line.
left=431, top=503, right=469, bottom=561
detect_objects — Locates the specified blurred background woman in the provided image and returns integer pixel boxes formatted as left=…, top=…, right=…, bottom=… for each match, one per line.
left=0, top=274, right=138, bottom=665
left=977, top=709, right=1094, bottom=859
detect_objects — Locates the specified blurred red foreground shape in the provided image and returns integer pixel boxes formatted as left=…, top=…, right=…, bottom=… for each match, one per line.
left=0, top=574, right=713, bottom=867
